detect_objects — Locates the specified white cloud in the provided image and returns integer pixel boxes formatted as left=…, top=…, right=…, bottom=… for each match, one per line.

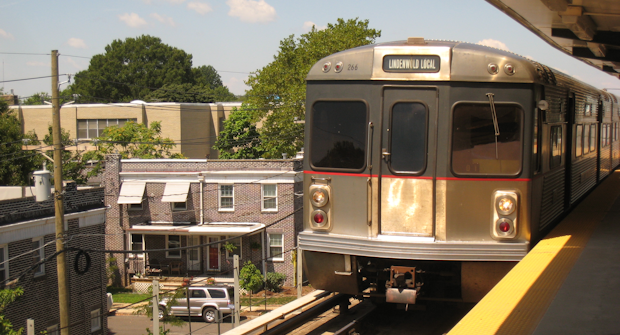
left=27, top=61, right=50, bottom=67
left=302, top=21, right=325, bottom=32
left=477, top=39, right=509, bottom=51
left=226, top=0, right=276, bottom=23
left=0, top=29, right=14, bottom=40
left=118, top=13, right=148, bottom=28
left=150, top=13, right=176, bottom=26
left=165, top=0, right=186, bottom=3
left=187, top=2, right=212, bottom=15
left=66, top=38, right=87, bottom=49
left=224, top=76, right=249, bottom=96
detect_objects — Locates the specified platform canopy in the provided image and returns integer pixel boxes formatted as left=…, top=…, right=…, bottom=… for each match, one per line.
left=487, top=0, right=620, bottom=79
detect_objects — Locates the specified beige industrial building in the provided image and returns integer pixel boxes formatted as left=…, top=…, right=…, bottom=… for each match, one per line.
left=10, top=101, right=241, bottom=159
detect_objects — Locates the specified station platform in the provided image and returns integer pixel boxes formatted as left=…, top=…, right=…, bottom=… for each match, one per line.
left=449, top=170, right=620, bottom=335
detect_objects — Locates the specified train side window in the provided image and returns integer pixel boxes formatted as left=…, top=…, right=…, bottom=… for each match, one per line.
left=389, top=102, right=427, bottom=174
left=310, top=101, right=367, bottom=170
left=550, top=126, right=562, bottom=169
left=533, top=108, right=540, bottom=174
left=576, top=125, right=583, bottom=157
left=583, top=125, right=590, bottom=154
left=590, top=124, right=596, bottom=152
left=451, top=103, right=523, bottom=176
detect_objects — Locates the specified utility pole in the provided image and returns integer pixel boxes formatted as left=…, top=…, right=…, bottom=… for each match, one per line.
left=51, top=50, right=70, bottom=335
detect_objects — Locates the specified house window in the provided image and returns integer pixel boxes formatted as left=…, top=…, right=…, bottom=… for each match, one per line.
left=167, top=235, right=181, bottom=258
left=268, top=234, right=283, bottom=261
left=219, top=185, right=234, bottom=211
left=0, top=245, right=7, bottom=285
left=226, top=237, right=242, bottom=259
left=172, top=202, right=187, bottom=211
left=128, top=202, right=143, bottom=211
left=32, top=237, right=45, bottom=276
left=130, top=234, right=144, bottom=259
left=46, top=325, right=59, bottom=335
left=262, top=184, right=277, bottom=211
left=77, top=119, right=136, bottom=139
left=90, top=309, right=101, bottom=332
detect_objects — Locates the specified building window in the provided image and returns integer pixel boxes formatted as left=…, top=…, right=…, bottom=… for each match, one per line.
left=0, top=245, right=7, bottom=286
left=171, top=202, right=187, bottom=211
left=226, top=237, right=242, bottom=259
left=90, top=309, right=101, bottom=332
left=268, top=234, right=283, bottom=261
left=130, top=234, right=144, bottom=259
left=47, top=325, right=59, bottom=335
left=77, top=119, right=136, bottom=139
left=167, top=235, right=181, bottom=258
left=262, top=184, right=277, bottom=211
left=128, top=202, right=143, bottom=211
left=219, top=184, right=234, bottom=211
left=32, top=237, right=45, bottom=276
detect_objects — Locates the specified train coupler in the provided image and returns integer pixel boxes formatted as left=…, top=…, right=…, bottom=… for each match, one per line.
left=385, top=266, right=421, bottom=304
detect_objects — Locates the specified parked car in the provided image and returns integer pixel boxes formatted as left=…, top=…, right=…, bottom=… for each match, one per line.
left=158, top=286, right=235, bottom=323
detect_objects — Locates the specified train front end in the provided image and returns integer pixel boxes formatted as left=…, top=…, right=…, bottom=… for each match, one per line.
left=301, top=38, right=539, bottom=303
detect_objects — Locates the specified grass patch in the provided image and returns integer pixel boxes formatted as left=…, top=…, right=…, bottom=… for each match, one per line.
left=240, top=296, right=297, bottom=306
left=111, top=293, right=152, bottom=304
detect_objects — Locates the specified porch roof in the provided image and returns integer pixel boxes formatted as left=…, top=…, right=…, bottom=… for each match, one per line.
left=127, top=222, right=265, bottom=235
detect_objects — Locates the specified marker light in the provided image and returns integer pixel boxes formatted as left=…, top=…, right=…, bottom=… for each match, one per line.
left=488, top=63, right=499, bottom=75
left=504, top=63, right=516, bottom=75
left=311, top=210, right=327, bottom=228
left=322, top=62, right=331, bottom=73
left=335, top=62, right=343, bottom=73
left=311, top=188, right=329, bottom=207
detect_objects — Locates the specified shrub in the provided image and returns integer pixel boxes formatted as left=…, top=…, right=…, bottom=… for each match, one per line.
left=239, top=261, right=263, bottom=294
left=265, top=272, right=286, bottom=292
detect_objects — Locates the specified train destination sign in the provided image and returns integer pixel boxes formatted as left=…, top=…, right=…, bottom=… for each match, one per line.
left=383, top=55, right=440, bottom=73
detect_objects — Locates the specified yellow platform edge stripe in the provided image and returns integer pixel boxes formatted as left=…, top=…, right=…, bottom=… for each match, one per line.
left=448, top=171, right=620, bottom=335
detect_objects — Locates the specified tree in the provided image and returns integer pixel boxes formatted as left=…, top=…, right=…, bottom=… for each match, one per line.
left=0, top=99, right=43, bottom=186
left=239, top=18, right=381, bottom=158
left=83, top=121, right=185, bottom=177
left=239, top=261, right=264, bottom=311
left=21, top=92, right=49, bottom=105
left=0, top=287, right=24, bottom=335
left=42, top=126, right=88, bottom=184
left=144, top=83, right=236, bottom=103
left=213, top=108, right=265, bottom=158
left=193, top=65, right=223, bottom=89
left=70, top=35, right=195, bottom=103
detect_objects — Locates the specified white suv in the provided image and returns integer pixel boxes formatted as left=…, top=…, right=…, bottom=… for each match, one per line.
left=159, top=286, right=235, bottom=323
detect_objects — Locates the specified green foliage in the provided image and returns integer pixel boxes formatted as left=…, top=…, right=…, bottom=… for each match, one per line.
left=144, top=83, right=236, bottom=103
left=145, top=327, right=170, bottom=335
left=240, top=18, right=381, bottom=158
left=265, top=272, right=286, bottom=293
left=83, top=121, right=184, bottom=177
left=0, top=287, right=24, bottom=335
left=139, top=285, right=185, bottom=327
left=42, top=125, right=87, bottom=184
left=223, top=242, right=237, bottom=253
left=70, top=35, right=195, bottom=103
left=213, top=108, right=265, bottom=159
left=106, top=256, right=119, bottom=286
left=0, top=99, right=43, bottom=186
left=193, top=65, right=223, bottom=89
left=239, top=261, right=263, bottom=294
left=21, top=92, right=48, bottom=105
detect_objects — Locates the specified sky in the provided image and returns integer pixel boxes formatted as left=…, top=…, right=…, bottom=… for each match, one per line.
left=1, top=0, right=619, bottom=99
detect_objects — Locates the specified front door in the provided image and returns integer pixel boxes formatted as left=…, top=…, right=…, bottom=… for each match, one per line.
left=379, top=87, right=437, bottom=237
left=207, top=237, right=220, bottom=271
left=187, top=235, right=201, bottom=271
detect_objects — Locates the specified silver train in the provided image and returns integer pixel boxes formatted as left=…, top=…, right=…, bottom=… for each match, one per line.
left=300, top=38, right=620, bottom=303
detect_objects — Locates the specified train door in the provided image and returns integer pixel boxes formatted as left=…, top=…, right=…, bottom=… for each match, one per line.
left=379, top=86, right=438, bottom=237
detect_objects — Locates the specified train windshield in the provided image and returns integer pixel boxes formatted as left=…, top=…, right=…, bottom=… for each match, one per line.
left=451, top=103, right=523, bottom=176
left=310, top=101, right=367, bottom=170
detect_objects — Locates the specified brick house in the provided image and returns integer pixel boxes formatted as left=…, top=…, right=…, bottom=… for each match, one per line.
left=103, top=155, right=303, bottom=287
left=0, top=183, right=107, bottom=334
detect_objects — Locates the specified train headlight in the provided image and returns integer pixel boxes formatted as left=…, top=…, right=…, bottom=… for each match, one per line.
left=311, top=210, right=328, bottom=229
left=311, top=188, right=329, bottom=207
left=496, top=196, right=516, bottom=215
